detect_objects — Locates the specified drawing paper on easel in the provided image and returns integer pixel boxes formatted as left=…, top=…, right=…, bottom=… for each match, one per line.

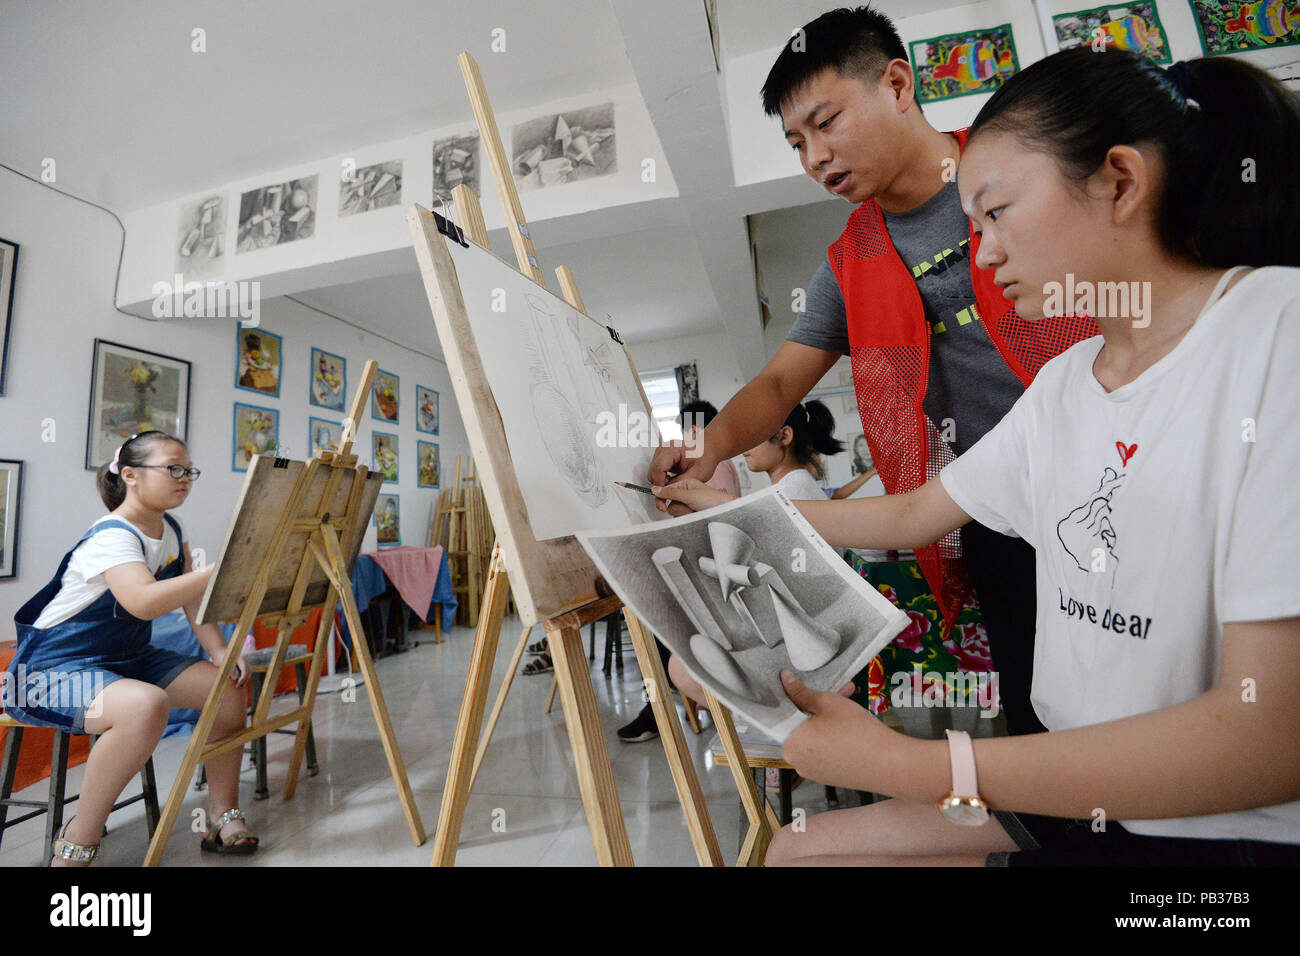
left=445, top=237, right=663, bottom=539
left=577, top=486, right=910, bottom=741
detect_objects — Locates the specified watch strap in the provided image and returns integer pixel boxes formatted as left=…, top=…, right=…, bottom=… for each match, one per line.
left=945, top=729, right=979, bottom=799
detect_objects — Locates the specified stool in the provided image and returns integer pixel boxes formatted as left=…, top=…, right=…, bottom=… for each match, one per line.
left=194, top=646, right=320, bottom=800
left=0, top=715, right=160, bottom=866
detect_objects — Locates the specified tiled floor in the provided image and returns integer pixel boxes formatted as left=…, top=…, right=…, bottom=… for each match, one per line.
left=0, top=616, right=850, bottom=867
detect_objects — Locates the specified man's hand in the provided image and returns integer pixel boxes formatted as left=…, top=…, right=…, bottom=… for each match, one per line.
left=651, top=478, right=735, bottom=514
left=648, top=440, right=717, bottom=489
left=780, top=670, right=895, bottom=791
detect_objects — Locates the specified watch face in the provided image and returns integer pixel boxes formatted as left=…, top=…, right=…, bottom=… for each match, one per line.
left=941, top=799, right=990, bottom=827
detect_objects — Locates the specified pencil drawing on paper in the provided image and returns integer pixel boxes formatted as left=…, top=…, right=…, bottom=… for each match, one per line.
left=578, top=487, right=910, bottom=740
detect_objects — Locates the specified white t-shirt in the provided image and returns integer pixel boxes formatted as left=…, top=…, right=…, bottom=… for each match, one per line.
left=33, top=516, right=185, bottom=629
left=774, top=468, right=830, bottom=501
left=940, top=266, right=1300, bottom=844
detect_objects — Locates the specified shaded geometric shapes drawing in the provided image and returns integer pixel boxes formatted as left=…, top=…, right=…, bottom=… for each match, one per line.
left=652, top=546, right=733, bottom=650
left=689, top=633, right=757, bottom=703
left=753, top=563, right=840, bottom=671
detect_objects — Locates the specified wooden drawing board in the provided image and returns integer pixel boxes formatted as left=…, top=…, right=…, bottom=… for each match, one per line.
left=197, top=456, right=383, bottom=624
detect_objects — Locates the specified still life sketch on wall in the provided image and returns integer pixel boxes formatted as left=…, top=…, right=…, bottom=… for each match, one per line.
left=512, top=103, right=616, bottom=191
left=237, top=177, right=317, bottom=252
left=432, top=133, right=481, bottom=205
left=579, top=486, right=909, bottom=741
left=446, top=238, right=661, bottom=538
left=339, top=160, right=403, bottom=216
left=175, top=194, right=225, bottom=279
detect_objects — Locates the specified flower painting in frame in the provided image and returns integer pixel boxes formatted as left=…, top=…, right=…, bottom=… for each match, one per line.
left=86, top=340, right=191, bottom=470
left=233, top=402, right=279, bottom=471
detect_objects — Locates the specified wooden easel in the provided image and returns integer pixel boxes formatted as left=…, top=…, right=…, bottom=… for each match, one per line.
left=142, top=361, right=425, bottom=865
left=407, top=51, right=725, bottom=867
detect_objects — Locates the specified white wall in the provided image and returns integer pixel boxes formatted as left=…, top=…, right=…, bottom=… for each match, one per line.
left=0, top=171, right=467, bottom=639
left=628, top=328, right=746, bottom=409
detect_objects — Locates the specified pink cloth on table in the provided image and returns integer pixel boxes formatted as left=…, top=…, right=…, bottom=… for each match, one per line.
left=364, top=545, right=445, bottom=620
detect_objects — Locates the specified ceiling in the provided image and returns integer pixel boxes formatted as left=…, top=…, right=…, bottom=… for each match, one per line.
left=0, top=0, right=902, bottom=373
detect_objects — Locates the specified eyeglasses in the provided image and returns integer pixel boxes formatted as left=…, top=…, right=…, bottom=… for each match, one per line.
left=134, top=464, right=201, bottom=481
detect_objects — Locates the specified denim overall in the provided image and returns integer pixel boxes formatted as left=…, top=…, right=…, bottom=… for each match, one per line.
left=3, top=514, right=204, bottom=732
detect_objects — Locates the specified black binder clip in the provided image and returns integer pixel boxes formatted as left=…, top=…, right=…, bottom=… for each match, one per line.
left=433, top=208, right=469, bottom=248
left=606, top=325, right=623, bottom=344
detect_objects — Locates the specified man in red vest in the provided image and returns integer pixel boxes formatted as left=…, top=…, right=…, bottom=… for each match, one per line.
left=649, top=6, right=1095, bottom=737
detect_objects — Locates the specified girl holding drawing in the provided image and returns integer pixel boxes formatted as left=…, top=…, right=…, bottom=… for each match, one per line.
left=657, top=50, right=1300, bottom=865
left=4, top=431, right=258, bottom=864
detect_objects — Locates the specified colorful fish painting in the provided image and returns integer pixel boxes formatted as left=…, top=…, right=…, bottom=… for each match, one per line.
left=1225, top=0, right=1299, bottom=41
left=931, top=40, right=1016, bottom=88
left=1096, top=14, right=1165, bottom=53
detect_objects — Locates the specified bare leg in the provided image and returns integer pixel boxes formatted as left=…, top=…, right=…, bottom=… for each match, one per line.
left=667, top=652, right=706, bottom=703
left=164, top=662, right=250, bottom=844
left=54, top=680, right=170, bottom=866
left=765, top=797, right=1020, bottom=867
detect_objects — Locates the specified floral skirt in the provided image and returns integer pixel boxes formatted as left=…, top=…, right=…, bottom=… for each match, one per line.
left=844, top=552, right=999, bottom=716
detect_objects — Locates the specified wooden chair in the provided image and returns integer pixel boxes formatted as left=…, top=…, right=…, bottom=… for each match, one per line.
left=0, top=714, right=160, bottom=865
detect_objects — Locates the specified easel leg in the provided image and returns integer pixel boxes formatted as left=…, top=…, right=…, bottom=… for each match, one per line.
left=284, top=605, right=335, bottom=799
left=703, top=690, right=774, bottom=867
left=623, top=613, right=723, bottom=867
left=319, top=528, right=426, bottom=847
left=547, top=621, right=634, bottom=866
left=544, top=675, right=558, bottom=714
left=430, top=546, right=511, bottom=866
left=468, top=622, right=532, bottom=790
left=143, top=618, right=250, bottom=867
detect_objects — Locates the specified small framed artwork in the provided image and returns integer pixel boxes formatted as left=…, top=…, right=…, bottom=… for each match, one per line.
left=1188, top=0, right=1300, bottom=55
left=912, top=24, right=1020, bottom=104
left=417, top=440, right=440, bottom=489
left=233, top=402, right=279, bottom=472
left=1052, top=4, right=1171, bottom=63
left=371, top=368, right=399, bottom=423
left=235, top=326, right=282, bottom=397
left=310, top=347, right=347, bottom=412
left=309, top=416, right=343, bottom=457
left=372, top=431, right=399, bottom=484
left=86, top=340, right=192, bottom=470
left=0, top=236, right=18, bottom=396
left=375, top=493, right=400, bottom=546
left=415, top=385, right=440, bottom=434
left=0, top=459, right=23, bottom=579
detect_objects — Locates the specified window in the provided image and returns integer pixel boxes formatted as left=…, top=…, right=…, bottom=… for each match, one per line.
left=639, top=368, right=681, bottom=442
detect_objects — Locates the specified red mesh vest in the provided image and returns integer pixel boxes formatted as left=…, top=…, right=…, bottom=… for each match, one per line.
left=828, top=127, right=1097, bottom=624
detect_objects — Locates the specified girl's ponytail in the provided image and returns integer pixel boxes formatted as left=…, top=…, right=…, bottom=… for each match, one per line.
left=1165, top=56, right=1300, bottom=268
left=782, top=399, right=844, bottom=465
left=969, top=47, right=1300, bottom=269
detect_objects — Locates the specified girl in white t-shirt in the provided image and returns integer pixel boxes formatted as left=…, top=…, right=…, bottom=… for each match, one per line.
left=4, top=431, right=257, bottom=864
left=660, top=50, right=1300, bottom=865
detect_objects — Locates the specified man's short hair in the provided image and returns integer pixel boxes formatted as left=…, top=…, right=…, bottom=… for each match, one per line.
left=761, top=5, right=910, bottom=117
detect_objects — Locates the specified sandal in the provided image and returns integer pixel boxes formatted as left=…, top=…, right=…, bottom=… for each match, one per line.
left=526, top=638, right=549, bottom=655
left=200, top=808, right=260, bottom=855
left=522, top=653, right=553, bottom=676
left=51, top=817, right=99, bottom=865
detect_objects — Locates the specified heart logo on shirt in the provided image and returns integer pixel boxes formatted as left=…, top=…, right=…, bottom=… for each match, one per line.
left=1115, top=441, right=1138, bottom=467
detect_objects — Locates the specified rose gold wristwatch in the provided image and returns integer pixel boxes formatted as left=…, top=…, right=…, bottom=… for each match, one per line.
left=940, top=729, right=990, bottom=826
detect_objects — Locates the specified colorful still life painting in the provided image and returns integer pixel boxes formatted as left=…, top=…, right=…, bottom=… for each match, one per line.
left=371, top=369, right=399, bottom=423
left=372, top=431, right=399, bottom=484
left=233, top=403, right=279, bottom=472
left=913, top=24, right=1019, bottom=103
left=417, top=440, right=440, bottom=489
left=1189, top=0, right=1300, bottom=54
left=375, top=493, right=400, bottom=546
left=1054, top=4, right=1172, bottom=62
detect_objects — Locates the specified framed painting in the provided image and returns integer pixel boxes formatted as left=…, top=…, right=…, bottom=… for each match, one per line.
left=372, top=431, right=399, bottom=484
left=417, top=440, right=440, bottom=489
left=1188, top=0, right=1300, bottom=55
left=371, top=368, right=399, bottom=423
left=233, top=402, right=279, bottom=472
left=0, top=236, right=17, bottom=396
left=86, top=340, right=191, bottom=470
left=375, top=493, right=400, bottom=546
left=309, top=416, right=343, bottom=457
left=310, top=347, right=347, bottom=412
left=0, top=459, right=22, bottom=578
left=235, top=326, right=282, bottom=398
left=1053, top=3, right=1171, bottom=63
left=415, top=384, right=439, bottom=434
left=912, top=24, right=1020, bottom=104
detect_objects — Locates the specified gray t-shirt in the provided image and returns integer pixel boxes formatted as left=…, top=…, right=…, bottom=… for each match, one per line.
left=788, top=181, right=1025, bottom=456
